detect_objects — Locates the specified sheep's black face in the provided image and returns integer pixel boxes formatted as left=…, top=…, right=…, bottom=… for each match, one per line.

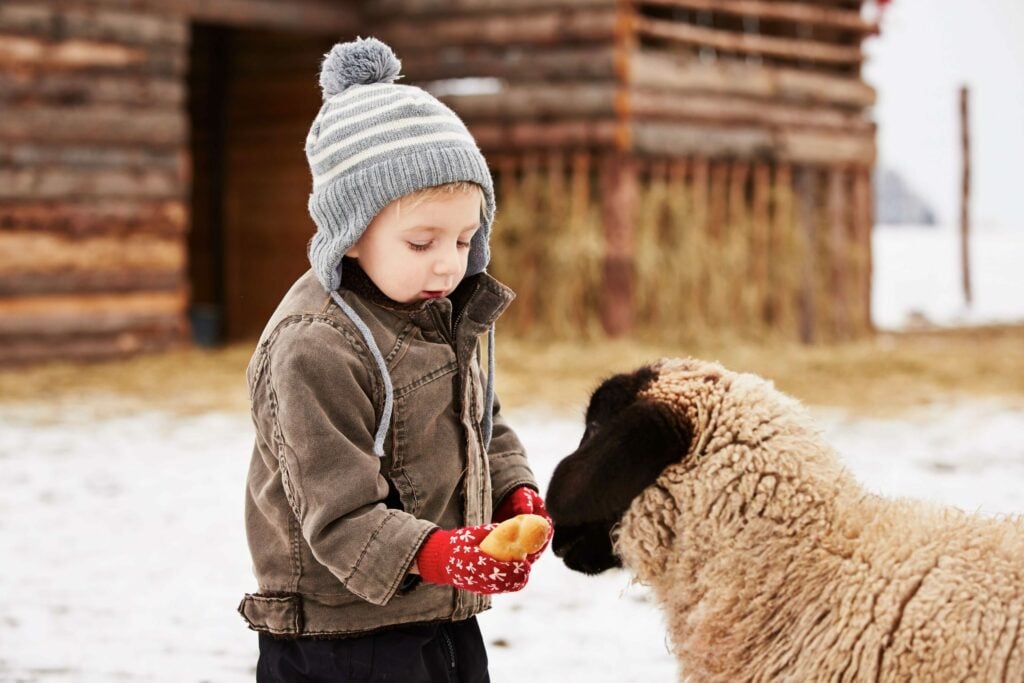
left=546, top=366, right=691, bottom=575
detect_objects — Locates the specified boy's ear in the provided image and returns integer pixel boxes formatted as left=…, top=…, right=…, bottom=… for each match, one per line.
left=345, top=245, right=360, bottom=258
left=546, top=401, right=691, bottom=526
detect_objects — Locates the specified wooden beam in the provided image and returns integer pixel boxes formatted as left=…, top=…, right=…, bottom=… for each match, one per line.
left=632, top=121, right=875, bottom=165
left=469, top=119, right=619, bottom=151
left=0, top=71, right=184, bottom=106
left=0, top=230, right=185, bottom=278
left=0, top=34, right=185, bottom=75
left=0, top=326, right=187, bottom=365
left=376, top=8, right=618, bottom=48
left=0, top=289, right=187, bottom=335
left=0, top=167, right=184, bottom=200
left=634, top=15, right=863, bottom=66
left=0, top=105, right=186, bottom=146
left=599, top=155, right=638, bottom=335
left=0, top=3, right=188, bottom=46
left=628, top=89, right=872, bottom=131
left=631, top=48, right=875, bottom=107
left=64, top=0, right=357, bottom=33
left=401, top=45, right=618, bottom=82
left=636, top=0, right=877, bottom=34
left=441, top=83, right=618, bottom=120
left=0, top=269, right=184, bottom=296
left=368, top=0, right=614, bottom=15
left=0, top=200, right=187, bottom=236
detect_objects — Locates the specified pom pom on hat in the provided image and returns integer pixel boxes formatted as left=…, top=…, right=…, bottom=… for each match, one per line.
left=319, top=37, right=402, bottom=100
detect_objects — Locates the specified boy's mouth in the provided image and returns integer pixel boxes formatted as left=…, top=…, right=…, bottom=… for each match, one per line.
left=421, top=290, right=447, bottom=299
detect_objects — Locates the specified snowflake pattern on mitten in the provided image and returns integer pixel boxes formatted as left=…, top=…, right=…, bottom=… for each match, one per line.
left=417, top=524, right=531, bottom=595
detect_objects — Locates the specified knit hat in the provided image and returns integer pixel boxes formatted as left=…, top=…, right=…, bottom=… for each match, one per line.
left=305, top=37, right=498, bottom=457
left=305, top=36, right=496, bottom=293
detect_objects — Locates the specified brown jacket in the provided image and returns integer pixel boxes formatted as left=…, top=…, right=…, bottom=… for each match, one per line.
left=239, top=262, right=537, bottom=637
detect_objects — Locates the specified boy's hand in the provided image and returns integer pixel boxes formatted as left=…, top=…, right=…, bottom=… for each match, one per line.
left=416, top=524, right=531, bottom=595
left=493, top=486, right=553, bottom=561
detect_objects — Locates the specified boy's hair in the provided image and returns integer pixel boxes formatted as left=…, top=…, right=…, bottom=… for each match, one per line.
left=395, top=181, right=483, bottom=218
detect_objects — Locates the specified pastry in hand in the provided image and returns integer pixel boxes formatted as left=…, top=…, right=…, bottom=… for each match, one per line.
left=479, top=514, right=551, bottom=561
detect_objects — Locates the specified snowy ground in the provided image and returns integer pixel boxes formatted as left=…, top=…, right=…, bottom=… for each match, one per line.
left=1, top=223, right=1022, bottom=682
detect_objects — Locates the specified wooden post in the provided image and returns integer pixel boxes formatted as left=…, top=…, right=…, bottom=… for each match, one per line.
left=600, top=154, right=637, bottom=336
left=794, top=166, right=817, bottom=344
left=959, top=85, right=972, bottom=307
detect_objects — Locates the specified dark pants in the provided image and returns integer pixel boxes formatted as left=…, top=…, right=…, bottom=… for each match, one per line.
left=256, top=617, right=490, bottom=683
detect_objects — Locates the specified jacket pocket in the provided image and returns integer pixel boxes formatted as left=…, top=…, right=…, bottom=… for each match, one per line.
left=238, top=593, right=303, bottom=636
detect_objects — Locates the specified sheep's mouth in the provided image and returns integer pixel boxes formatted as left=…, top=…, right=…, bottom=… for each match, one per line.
left=552, top=520, right=622, bottom=575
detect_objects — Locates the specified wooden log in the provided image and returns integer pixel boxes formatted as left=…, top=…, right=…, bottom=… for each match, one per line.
left=628, top=90, right=873, bottom=132
left=631, top=48, right=875, bottom=107
left=0, top=105, right=186, bottom=146
left=469, top=119, right=619, bottom=151
left=0, top=167, right=183, bottom=200
left=0, top=34, right=184, bottom=75
left=375, top=8, right=618, bottom=48
left=0, top=4, right=188, bottom=46
left=61, top=0, right=357, bottom=33
left=599, top=155, right=638, bottom=336
left=0, top=71, right=184, bottom=106
left=751, top=162, right=771, bottom=327
left=402, top=45, right=617, bottom=82
left=828, top=167, right=848, bottom=339
left=850, top=165, right=872, bottom=333
left=632, top=121, right=875, bottom=165
left=0, top=200, right=186, bottom=236
left=767, top=163, right=794, bottom=332
left=794, top=166, right=818, bottom=343
left=0, top=289, right=187, bottom=335
left=636, top=0, right=877, bottom=34
left=0, top=269, right=184, bottom=296
left=442, top=83, right=617, bottom=120
left=0, top=326, right=187, bottom=365
left=0, top=142, right=182, bottom=170
left=634, top=15, right=863, bottom=66
left=368, top=0, right=614, bottom=15
left=0, top=230, right=185, bottom=277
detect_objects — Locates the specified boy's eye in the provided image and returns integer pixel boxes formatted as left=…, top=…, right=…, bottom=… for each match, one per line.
left=407, top=241, right=431, bottom=252
left=457, top=240, right=471, bottom=249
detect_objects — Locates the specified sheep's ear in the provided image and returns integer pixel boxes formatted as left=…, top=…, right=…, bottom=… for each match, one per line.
left=546, top=400, right=690, bottom=526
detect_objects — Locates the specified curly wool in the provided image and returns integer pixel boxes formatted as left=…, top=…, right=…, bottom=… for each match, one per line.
left=615, top=358, right=1024, bottom=682
left=318, top=36, right=401, bottom=99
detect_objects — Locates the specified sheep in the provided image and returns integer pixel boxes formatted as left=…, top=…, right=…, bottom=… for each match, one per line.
left=545, top=357, right=1024, bottom=682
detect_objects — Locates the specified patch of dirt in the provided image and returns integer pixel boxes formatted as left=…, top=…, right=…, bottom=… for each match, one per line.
left=1, top=325, right=1022, bottom=419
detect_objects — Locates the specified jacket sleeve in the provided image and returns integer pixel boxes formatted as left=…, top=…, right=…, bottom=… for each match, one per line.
left=262, top=317, right=436, bottom=606
left=486, top=391, right=539, bottom=509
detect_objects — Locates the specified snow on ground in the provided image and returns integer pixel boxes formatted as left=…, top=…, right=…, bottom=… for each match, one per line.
left=1, top=223, right=1021, bottom=681
left=872, top=224, right=1024, bottom=330
left=2, top=401, right=1023, bottom=683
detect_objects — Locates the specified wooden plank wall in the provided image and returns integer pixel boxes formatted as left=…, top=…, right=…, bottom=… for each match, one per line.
left=0, top=2, right=190, bottom=363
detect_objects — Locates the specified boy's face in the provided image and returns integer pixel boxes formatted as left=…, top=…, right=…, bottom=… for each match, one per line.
left=347, top=190, right=482, bottom=304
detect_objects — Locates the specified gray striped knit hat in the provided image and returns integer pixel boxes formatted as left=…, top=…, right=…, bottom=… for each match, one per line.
left=305, top=36, right=496, bottom=293
left=305, top=37, right=498, bottom=457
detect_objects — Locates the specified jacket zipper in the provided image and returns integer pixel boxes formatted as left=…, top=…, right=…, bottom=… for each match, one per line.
left=452, top=281, right=481, bottom=336
left=440, top=624, right=457, bottom=673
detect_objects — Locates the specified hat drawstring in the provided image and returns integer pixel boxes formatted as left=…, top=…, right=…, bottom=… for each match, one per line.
left=330, top=290, right=393, bottom=457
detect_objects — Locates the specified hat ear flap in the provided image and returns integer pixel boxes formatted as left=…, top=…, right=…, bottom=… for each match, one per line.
left=546, top=401, right=690, bottom=527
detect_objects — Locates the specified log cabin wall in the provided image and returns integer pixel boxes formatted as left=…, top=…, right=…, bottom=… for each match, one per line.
left=0, top=3, right=192, bottom=363
left=372, top=0, right=878, bottom=342
left=0, top=1, right=354, bottom=363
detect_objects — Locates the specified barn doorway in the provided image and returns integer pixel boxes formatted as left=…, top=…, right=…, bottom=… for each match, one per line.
left=186, top=24, right=335, bottom=344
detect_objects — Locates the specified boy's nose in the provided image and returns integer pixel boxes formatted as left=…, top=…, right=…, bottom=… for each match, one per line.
left=433, top=248, right=460, bottom=275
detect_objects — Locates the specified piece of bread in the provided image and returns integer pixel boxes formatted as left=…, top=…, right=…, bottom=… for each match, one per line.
left=480, top=514, right=551, bottom=561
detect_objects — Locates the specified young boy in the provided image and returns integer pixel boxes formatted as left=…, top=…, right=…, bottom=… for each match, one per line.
left=238, top=37, right=550, bottom=682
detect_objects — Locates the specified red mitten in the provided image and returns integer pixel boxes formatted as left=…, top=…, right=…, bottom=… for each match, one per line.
left=493, top=487, right=553, bottom=562
left=416, top=524, right=531, bottom=595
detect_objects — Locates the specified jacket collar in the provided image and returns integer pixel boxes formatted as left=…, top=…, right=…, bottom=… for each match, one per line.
left=338, top=257, right=515, bottom=332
